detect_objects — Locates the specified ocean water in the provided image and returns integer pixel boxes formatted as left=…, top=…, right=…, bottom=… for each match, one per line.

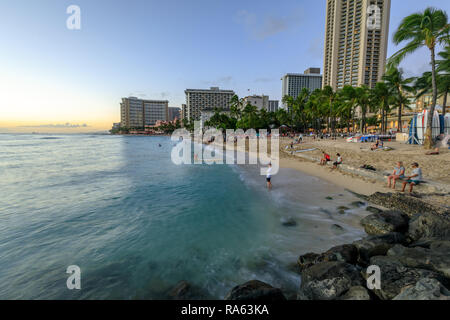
left=0, top=134, right=370, bottom=299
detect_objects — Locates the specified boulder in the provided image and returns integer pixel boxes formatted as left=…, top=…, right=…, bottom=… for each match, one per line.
left=393, top=278, right=450, bottom=300
left=281, top=217, right=297, bottom=227
left=350, top=201, right=366, bottom=208
left=408, top=212, right=450, bottom=242
left=353, top=233, right=407, bottom=266
left=331, top=224, right=345, bottom=234
left=366, top=206, right=383, bottom=214
left=340, top=286, right=371, bottom=300
left=225, top=280, right=286, bottom=301
left=366, top=255, right=445, bottom=300
left=298, top=244, right=358, bottom=272
left=338, top=206, right=350, bottom=215
left=167, top=281, right=205, bottom=300
left=361, top=210, right=409, bottom=236
left=367, top=192, right=449, bottom=217
left=387, top=245, right=450, bottom=279
left=298, top=262, right=363, bottom=300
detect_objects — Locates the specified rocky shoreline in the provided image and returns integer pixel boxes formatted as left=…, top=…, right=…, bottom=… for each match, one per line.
left=224, top=192, right=450, bottom=301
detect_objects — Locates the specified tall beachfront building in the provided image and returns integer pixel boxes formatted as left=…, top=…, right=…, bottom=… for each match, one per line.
left=184, top=87, right=235, bottom=121
left=323, top=0, right=391, bottom=90
left=120, top=97, right=169, bottom=128
left=281, top=68, right=323, bottom=107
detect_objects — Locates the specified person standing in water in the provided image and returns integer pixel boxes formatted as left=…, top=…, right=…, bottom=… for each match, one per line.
left=266, top=163, right=272, bottom=190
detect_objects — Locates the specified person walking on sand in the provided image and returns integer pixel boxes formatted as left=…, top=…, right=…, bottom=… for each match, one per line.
left=401, top=163, right=422, bottom=193
left=266, top=163, right=273, bottom=190
left=387, top=161, right=405, bottom=189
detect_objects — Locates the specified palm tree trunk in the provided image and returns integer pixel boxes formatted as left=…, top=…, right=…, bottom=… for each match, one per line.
left=443, top=86, right=448, bottom=115
left=397, top=104, right=403, bottom=132
left=424, top=47, right=437, bottom=149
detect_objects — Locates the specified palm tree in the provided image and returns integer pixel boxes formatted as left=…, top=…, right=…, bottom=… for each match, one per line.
left=355, top=86, right=371, bottom=133
left=415, top=71, right=450, bottom=114
left=229, top=94, right=244, bottom=120
left=388, top=7, right=449, bottom=148
left=415, top=46, right=450, bottom=113
left=383, top=67, right=415, bottom=132
left=372, top=82, right=391, bottom=134
left=339, top=86, right=358, bottom=133
left=322, top=86, right=337, bottom=134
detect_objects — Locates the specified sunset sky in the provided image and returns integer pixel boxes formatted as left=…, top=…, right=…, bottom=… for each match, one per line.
left=1, top=0, right=449, bottom=133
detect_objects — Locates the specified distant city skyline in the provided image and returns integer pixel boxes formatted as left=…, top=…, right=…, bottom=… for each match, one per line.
left=0, top=0, right=449, bottom=132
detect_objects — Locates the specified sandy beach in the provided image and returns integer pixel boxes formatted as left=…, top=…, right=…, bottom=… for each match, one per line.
left=278, top=136, right=450, bottom=206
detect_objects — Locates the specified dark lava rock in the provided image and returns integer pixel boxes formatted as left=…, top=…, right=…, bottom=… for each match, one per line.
left=367, top=192, right=449, bottom=217
left=281, top=217, right=297, bottom=227
left=167, top=281, right=204, bottom=300
left=298, top=262, right=363, bottom=300
left=408, top=212, right=450, bottom=242
left=387, top=244, right=450, bottom=279
left=353, top=233, right=407, bottom=266
left=340, top=286, right=371, bottom=300
left=225, top=280, right=286, bottom=301
left=361, top=210, right=409, bottom=236
left=298, top=244, right=358, bottom=272
left=331, top=224, right=345, bottom=233
left=365, top=255, right=445, bottom=300
left=366, top=206, right=383, bottom=214
left=366, top=206, right=383, bottom=213
left=337, top=206, right=350, bottom=215
left=351, top=201, right=366, bottom=208
left=393, top=278, right=450, bottom=300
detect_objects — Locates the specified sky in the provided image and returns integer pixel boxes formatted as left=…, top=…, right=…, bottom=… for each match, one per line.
left=0, top=0, right=449, bottom=132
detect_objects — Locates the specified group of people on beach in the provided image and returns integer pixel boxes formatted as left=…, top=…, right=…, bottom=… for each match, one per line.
left=387, top=161, right=423, bottom=193
left=319, top=151, right=343, bottom=169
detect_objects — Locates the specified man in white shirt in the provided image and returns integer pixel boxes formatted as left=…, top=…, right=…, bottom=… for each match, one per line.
left=266, top=163, right=272, bottom=190
left=401, top=162, right=423, bottom=193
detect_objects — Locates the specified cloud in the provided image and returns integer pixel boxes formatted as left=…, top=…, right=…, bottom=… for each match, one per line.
left=203, top=76, right=233, bottom=86
left=160, top=92, right=170, bottom=98
left=235, top=9, right=304, bottom=40
left=128, top=91, right=147, bottom=98
left=18, top=123, right=89, bottom=128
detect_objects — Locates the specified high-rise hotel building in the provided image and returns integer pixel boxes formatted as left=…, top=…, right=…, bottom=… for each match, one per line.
left=322, top=0, right=391, bottom=90
left=184, top=87, right=235, bottom=121
left=120, top=97, right=169, bottom=128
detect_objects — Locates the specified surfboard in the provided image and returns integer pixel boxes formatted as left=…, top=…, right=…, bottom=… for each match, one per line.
left=417, top=111, right=425, bottom=144
left=432, top=110, right=440, bottom=139
left=445, top=113, right=450, bottom=135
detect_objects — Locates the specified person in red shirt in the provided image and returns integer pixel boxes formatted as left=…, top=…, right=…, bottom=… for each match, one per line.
left=320, top=152, right=331, bottom=165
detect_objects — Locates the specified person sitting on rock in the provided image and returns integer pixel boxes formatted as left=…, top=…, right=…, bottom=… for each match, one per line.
left=387, top=161, right=405, bottom=189
left=401, top=162, right=422, bottom=193
left=320, top=151, right=331, bottom=165
left=332, top=153, right=342, bottom=169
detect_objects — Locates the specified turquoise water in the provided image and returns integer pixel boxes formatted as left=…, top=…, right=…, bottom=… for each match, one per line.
left=0, top=134, right=369, bottom=299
